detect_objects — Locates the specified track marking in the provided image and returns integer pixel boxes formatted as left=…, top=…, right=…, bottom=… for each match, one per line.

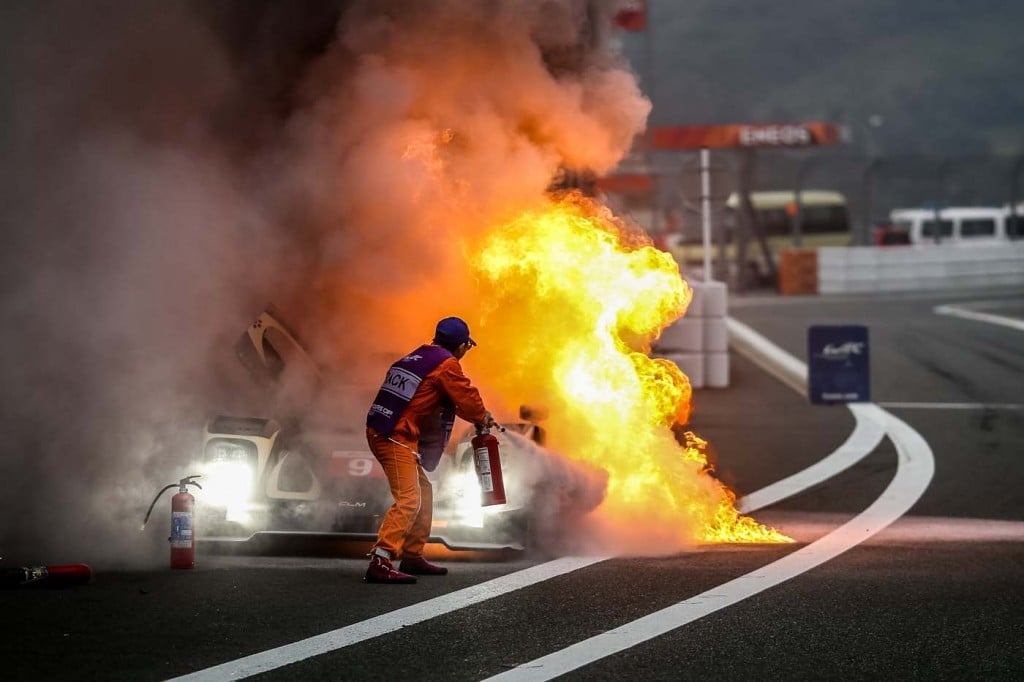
left=872, top=516, right=1024, bottom=543
left=741, top=513, right=1024, bottom=545
left=877, top=401, right=1024, bottom=411
left=725, top=317, right=806, bottom=395
left=168, top=557, right=607, bottom=682
left=934, top=303, right=1024, bottom=332
left=485, top=411, right=933, bottom=682
left=727, top=317, right=887, bottom=514
left=739, top=403, right=886, bottom=513
left=483, top=320, right=935, bottom=682
left=168, top=319, right=892, bottom=682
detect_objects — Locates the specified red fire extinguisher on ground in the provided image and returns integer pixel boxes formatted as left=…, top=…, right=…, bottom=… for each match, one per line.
left=141, top=475, right=202, bottom=569
left=471, top=425, right=507, bottom=506
left=2, top=563, right=92, bottom=588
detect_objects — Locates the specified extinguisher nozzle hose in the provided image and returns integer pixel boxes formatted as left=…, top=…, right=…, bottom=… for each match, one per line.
left=141, top=483, right=178, bottom=531
left=140, top=475, right=203, bottom=531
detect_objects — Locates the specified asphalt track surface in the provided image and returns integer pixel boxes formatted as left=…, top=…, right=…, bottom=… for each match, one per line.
left=3, top=287, right=1023, bottom=681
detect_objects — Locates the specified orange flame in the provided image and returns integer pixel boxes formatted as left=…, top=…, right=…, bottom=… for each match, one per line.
left=468, top=194, right=790, bottom=548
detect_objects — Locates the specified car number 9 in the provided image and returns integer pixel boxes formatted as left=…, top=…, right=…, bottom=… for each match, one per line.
left=348, top=457, right=373, bottom=477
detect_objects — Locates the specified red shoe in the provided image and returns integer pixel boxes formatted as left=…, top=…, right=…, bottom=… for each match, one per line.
left=364, top=555, right=417, bottom=584
left=399, top=556, right=448, bottom=575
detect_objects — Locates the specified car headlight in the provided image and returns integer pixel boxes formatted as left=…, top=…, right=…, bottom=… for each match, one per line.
left=447, top=466, right=508, bottom=528
left=450, top=470, right=486, bottom=528
left=201, top=438, right=257, bottom=510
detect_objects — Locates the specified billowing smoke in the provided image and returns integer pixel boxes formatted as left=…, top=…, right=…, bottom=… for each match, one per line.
left=276, top=0, right=650, bottom=362
left=0, top=1, right=291, bottom=565
left=0, top=0, right=649, bottom=567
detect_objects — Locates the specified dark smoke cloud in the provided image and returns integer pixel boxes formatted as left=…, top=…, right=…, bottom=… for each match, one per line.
left=0, top=0, right=648, bottom=567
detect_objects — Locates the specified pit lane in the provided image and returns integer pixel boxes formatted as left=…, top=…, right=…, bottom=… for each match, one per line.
left=3, top=287, right=1023, bottom=681
left=170, top=308, right=935, bottom=681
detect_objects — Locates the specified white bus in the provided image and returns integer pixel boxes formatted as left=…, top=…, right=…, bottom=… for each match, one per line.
left=725, top=190, right=850, bottom=238
left=890, top=206, right=1022, bottom=245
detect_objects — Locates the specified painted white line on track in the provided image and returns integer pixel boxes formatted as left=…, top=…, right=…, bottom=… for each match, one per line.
left=742, top=513, right=1024, bottom=545
left=727, top=317, right=887, bottom=514
left=934, top=303, right=1024, bottom=332
left=878, top=401, right=1024, bottom=411
left=739, top=403, right=886, bottom=513
left=168, top=318, right=893, bottom=682
left=168, top=557, right=607, bottom=682
left=872, top=516, right=1024, bottom=543
left=725, top=317, right=806, bottom=395
left=484, top=321, right=936, bottom=682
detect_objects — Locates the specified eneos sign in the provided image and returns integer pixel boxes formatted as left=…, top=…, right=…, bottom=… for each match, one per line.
left=651, top=122, right=843, bottom=150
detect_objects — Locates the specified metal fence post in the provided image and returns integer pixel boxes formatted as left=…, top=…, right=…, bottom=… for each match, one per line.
left=791, top=157, right=814, bottom=248
left=1011, top=154, right=1024, bottom=237
left=860, top=157, right=881, bottom=246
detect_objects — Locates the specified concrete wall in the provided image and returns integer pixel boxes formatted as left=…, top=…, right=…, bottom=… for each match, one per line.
left=818, top=243, right=1024, bottom=294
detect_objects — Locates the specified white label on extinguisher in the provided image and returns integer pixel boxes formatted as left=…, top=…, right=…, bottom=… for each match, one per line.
left=474, top=447, right=492, bottom=474
left=170, top=511, right=193, bottom=548
left=474, top=447, right=494, bottom=491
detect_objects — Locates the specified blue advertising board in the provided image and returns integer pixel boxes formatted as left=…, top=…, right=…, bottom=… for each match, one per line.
left=808, top=325, right=870, bottom=404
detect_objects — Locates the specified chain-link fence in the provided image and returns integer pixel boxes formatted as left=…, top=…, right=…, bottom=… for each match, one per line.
left=667, top=149, right=1023, bottom=240
left=638, top=149, right=1024, bottom=288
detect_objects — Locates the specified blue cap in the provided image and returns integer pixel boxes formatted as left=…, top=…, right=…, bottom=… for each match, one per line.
left=434, top=317, right=476, bottom=347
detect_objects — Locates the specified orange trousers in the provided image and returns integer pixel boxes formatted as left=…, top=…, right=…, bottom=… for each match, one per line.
left=367, top=432, right=433, bottom=559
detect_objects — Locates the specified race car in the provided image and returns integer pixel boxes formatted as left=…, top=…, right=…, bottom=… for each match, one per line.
left=191, top=310, right=607, bottom=553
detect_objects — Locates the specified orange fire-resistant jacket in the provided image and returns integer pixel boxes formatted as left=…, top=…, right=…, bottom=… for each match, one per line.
left=378, top=354, right=488, bottom=451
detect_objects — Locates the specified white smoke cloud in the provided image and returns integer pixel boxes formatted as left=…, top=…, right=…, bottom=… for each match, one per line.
left=0, top=1, right=287, bottom=566
left=0, top=0, right=649, bottom=567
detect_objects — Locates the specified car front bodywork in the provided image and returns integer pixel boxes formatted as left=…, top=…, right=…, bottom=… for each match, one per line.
left=191, top=310, right=607, bottom=553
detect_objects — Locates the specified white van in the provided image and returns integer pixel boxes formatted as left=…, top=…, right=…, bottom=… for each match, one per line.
left=890, top=206, right=1014, bottom=245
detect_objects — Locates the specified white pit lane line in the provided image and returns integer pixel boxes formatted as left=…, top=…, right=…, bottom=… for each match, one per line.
left=169, top=319, right=919, bottom=682
left=728, top=319, right=888, bottom=514
left=484, top=319, right=935, bottom=682
left=739, top=402, right=886, bottom=514
left=168, top=557, right=608, bottom=682
left=934, top=302, right=1024, bottom=333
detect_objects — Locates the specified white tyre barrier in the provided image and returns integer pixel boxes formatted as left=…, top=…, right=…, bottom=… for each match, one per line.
left=654, top=280, right=730, bottom=388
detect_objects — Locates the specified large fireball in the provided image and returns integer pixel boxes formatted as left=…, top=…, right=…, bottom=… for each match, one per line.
left=466, top=194, right=790, bottom=550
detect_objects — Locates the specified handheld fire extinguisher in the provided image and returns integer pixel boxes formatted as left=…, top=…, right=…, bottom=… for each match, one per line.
left=2, top=563, right=92, bottom=588
left=141, top=475, right=202, bottom=569
left=471, top=424, right=507, bottom=506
